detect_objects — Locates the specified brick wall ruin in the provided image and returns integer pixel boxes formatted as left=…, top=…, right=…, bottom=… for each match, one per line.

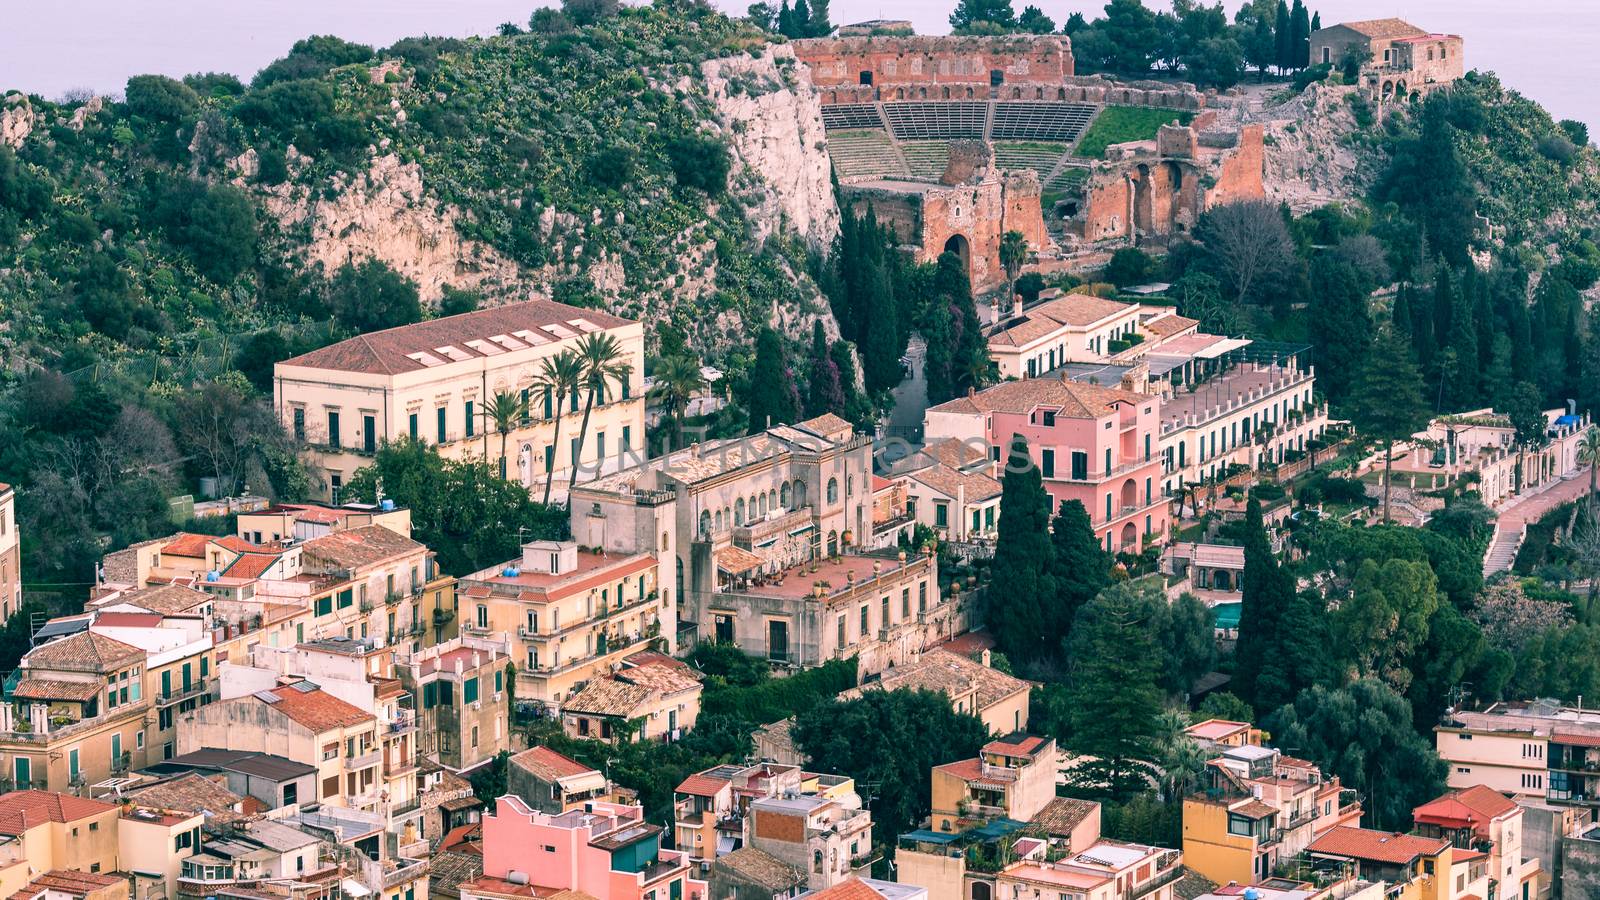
left=1069, top=124, right=1265, bottom=244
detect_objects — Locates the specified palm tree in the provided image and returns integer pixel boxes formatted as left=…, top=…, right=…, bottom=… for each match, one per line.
left=483, top=390, right=529, bottom=481
left=649, top=354, right=706, bottom=448
left=1580, top=426, right=1600, bottom=511
left=998, top=229, right=1027, bottom=313
left=532, top=349, right=583, bottom=505
left=568, top=332, right=632, bottom=492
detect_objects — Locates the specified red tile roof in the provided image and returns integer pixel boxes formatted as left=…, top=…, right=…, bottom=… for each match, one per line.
left=9, top=869, right=126, bottom=900
left=93, top=612, right=165, bottom=628
left=509, top=746, right=596, bottom=782
left=1307, top=827, right=1448, bottom=865
left=162, top=533, right=215, bottom=559
left=10, top=679, right=103, bottom=702
left=262, top=683, right=374, bottom=732
left=1413, top=785, right=1518, bottom=830
left=676, top=773, right=732, bottom=797
left=0, top=792, right=117, bottom=835
left=223, top=552, right=283, bottom=580
left=799, top=877, right=885, bottom=900
left=24, top=631, right=143, bottom=673
left=985, top=734, right=1048, bottom=756
left=279, top=299, right=634, bottom=376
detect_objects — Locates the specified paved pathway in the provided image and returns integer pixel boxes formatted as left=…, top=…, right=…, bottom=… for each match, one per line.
left=1484, top=469, right=1594, bottom=575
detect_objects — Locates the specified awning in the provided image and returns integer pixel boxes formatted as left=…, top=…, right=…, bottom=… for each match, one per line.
left=1193, top=337, right=1253, bottom=359
left=440, top=796, right=483, bottom=813
left=788, top=524, right=815, bottom=536
left=716, top=546, right=764, bottom=575
left=342, top=879, right=373, bottom=898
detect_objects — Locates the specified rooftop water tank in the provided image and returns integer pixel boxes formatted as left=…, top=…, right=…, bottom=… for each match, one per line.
left=380, top=498, right=396, bottom=511
left=206, top=570, right=221, bottom=582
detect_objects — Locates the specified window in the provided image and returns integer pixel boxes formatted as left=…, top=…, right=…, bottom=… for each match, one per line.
left=935, top=502, right=949, bottom=528
left=1071, top=451, right=1088, bottom=480
left=408, top=413, right=418, bottom=440
left=293, top=407, right=306, bottom=442
left=464, top=677, right=480, bottom=704
left=465, top=400, right=475, bottom=437
left=1104, top=447, right=1111, bottom=475
left=68, top=749, right=79, bottom=780
left=1042, top=411, right=1056, bottom=427
left=571, top=437, right=581, bottom=467
left=596, top=431, right=606, bottom=460
left=111, top=733, right=122, bottom=759
left=337, top=588, right=353, bottom=610
left=1227, top=813, right=1254, bottom=837
left=1041, top=449, right=1055, bottom=478
left=476, top=605, right=488, bottom=629
left=495, top=670, right=504, bottom=694
left=316, top=595, right=333, bottom=616
left=363, top=414, right=376, bottom=454
left=860, top=604, right=871, bottom=636
left=827, top=478, right=839, bottom=503
left=437, top=407, right=448, bottom=444
left=837, top=615, right=847, bottom=647
left=543, top=388, right=554, bottom=419
left=327, top=411, right=341, bottom=449
left=622, top=425, right=632, bottom=452
left=881, top=596, right=891, bottom=627
left=902, top=588, right=911, bottom=619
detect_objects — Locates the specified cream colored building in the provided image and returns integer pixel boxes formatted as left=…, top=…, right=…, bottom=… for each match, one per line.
left=118, top=806, right=205, bottom=900
left=274, top=299, right=646, bottom=502
left=0, top=484, right=18, bottom=621
left=985, top=290, right=1203, bottom=380
left=0, top=791, right=123, bottom=897
left=561, top=655, right=703, bottom=743
left=929, top=735, right=1057, bottom=833
left=840, top=648, right=1029, bottom=735
left=1436, top=701, right=1600, bottom=811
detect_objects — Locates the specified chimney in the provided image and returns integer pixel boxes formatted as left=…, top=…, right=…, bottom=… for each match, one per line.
left=1012, top=292, right=1024, bottom=319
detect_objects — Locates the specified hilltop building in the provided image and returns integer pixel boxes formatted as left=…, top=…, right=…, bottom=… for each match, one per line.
left=1309, top=20, right=1464, bottom=105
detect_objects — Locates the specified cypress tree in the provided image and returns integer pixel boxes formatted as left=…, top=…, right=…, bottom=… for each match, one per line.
left=829, top=340, right=873, bottom=428
left=1050, top=499, right=1111, bottom=641
left=1444, top=274, right=1479, bottom=410
left=934, top=252, right=988, bottom=398
left=805, top=321, right=845, bottom=419
left=788, top=0, right=811, bottom=37
left=806, top=0, right=831, bottom=36
left=1064, top=581, right=1165, bottom=799
left=746, top=328, right=797, bottom=433
left=1234, top=498, right=1296, bottom=713
left=1273, top=0, right=1291, bottom=71
left=922, top=298, right=955, bottom=406
left=1310, top=11, right=1320, bottom=33
left=987, top=435, right=1059, bottom=662
left=776, top=0, right=794, bottom=38
left=1290, top=0, right=1311, bottom=68
left=1350, top=328, right=1431, bottom=522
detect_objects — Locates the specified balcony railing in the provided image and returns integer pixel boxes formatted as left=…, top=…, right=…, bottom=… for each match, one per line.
left=1127, top=858, right=1184, bottom=900
left=157, top=679, right=210, bottom=707
left=346, top=750, right=382, bottom=771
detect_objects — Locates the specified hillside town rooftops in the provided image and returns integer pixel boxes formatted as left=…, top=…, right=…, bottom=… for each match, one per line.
left=928, top=376, right=1146, bottom=419
left=301, top=524, right=424, bottom=570
left=0, top=791, right=116, bottom=835
left=1307, top=826, right=1448, bottom=865
left=258, top=682, right=375, bottom=732
left=279, top=299, right=634, bottom=376
left=509, top=746, right=598, bottom=783
left=24, top=630, right=144, bottom=673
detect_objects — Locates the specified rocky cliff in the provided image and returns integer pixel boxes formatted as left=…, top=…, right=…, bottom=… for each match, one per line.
left=1254, top=83, right=1384, bottom=213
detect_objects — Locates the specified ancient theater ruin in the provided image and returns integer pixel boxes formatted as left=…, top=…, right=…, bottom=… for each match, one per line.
left=793, top=29, right=1267, bottom=291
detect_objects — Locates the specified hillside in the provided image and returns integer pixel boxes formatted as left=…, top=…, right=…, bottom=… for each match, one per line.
left=0, top=0, right=840, bottom=382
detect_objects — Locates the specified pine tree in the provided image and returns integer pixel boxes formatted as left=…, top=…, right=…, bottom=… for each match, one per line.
left=1050, top=499, right=1111, bottom=641
left=1289, top=0, right=1311, bottom=68
left=746, top=327, right=797, bottom=433
left=1065, top=581, right=1165, bottom=799
left=987, top=435, right=1060, bottom=663
left=1273, top=0, right=1291, bottom=71
left=1350, top=328, right=1431, bottom=522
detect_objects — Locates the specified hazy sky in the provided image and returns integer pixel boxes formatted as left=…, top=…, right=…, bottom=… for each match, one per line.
left=0, top=0, right=1593, bottom=133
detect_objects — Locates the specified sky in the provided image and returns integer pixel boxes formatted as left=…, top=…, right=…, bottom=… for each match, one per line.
left=0, top=0, right=1593, bottom=134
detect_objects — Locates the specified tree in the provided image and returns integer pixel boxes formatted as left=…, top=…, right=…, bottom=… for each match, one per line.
left=1161, top=591, right=1218, bottom=696
left=1578, top=428, right=1600, bottom=508
left=988, top=435, right=1060, bottom=661
left=1099, top=0, right=1164, bottom=72
left=1195, top=200, right=1297, bottom=305
left=562, top=0, right=620, bottom=25
left=948, top=0, right=1016, bottom=33
left=745, top=328, right=798, bottom=434
left=1308, top=258, right=1374, bottom=405
left=1331, top=558, right=1440, bottom=691
left=803, top=322, right=845, bottom=420
left=937, top=252, right=990, bottom=398
left=1050, top=499, right=1110, bottom=638
left=125, top=74, right=199, bottom=123
left=1504, top=381, right=1547, bottom=492
left=252, top=35, right=375, bottom=88
left=1376, top=98, right=1478, bottom=269
left=531, top=349, right=584, bottom=505
left=344, top=439, right=568, bottom=575
left=1244, top=15, right=1275, bottom=75
left=1272, top=0, right=1291, bottom=72
left=327, top=260, right=421, bottom=335
left=484, top=390, right=530, bottom=480
left=438, top=285, right=481, bottom=317
left=999, top=230, right=1028, bottom=308
left=149, top=177, right=260, bottom=284
left=649, top=354, right=706, bottom=448
left=1288, top=0, right=1311, bottom=68
left=1017, top=5, right=1055, bottom=33
left=1197, top=691, right=1254, bottom=722
left=665, top=136, right=730, bottom=195
left=1064, top=581, right=1166, bottom=799
left=172, top=375, right=298, bottom=497
left=1348, top=328, right=1429, bottom=522
left=921, top=294, right=956, bottom=406
left=794, top=690, right=988, bottom=842
left=1104, top=247, right=1155, bottom=288
left=1182, top=36, right=1245, bottom=90
left=1265, top=679, right=1447, bottom=830
left=568, top=332, right=632, bottom=491
left=1233, top=498, right=1299, bottom=712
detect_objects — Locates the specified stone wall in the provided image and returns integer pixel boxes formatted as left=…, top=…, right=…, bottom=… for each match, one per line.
left=794, top=33, right=1074, bottom=89
left=1070, top=123, right=1264, bottom=244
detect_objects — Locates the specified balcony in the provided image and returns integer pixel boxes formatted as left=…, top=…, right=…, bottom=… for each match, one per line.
left=1127, top=855, right=1184, bottom=900
left=346, top=750, right=382, bottom=771
left=387, top=712, right=416, bottom=735
left=156, top=679, right=210, bottom=707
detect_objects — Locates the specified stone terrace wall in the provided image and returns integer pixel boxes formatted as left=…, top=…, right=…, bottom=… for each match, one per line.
left=794, top=34, right=1075, bottom=88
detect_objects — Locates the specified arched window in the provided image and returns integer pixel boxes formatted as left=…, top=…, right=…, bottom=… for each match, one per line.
left=795, top=480, right=808, bottom=507
left=827, top=478, right=838, bottom=504
left=714, top=510, right=723, bottom=533
left=699, top=510, right=711, bottom=538
left=758, top=494, right=768, bottom=517
left=735, top=498, right=745, bottom=526
left=780, top=482, right=792, bottom=508
left=827, top=531, right=839, bottom=557
left=769, top=489, right=778, bottom=511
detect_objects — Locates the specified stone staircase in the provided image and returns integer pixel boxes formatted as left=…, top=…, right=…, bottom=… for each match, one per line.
left=1483, top=524, right=1525, bottom=576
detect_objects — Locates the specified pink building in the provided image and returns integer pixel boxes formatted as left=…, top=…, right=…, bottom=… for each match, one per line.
left=924, top=376, right=1168, bottom=553
left=462, top=796, right=706, bottom=900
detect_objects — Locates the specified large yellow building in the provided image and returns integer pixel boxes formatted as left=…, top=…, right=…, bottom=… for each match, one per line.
left=274, top=299, right=646, bottom=502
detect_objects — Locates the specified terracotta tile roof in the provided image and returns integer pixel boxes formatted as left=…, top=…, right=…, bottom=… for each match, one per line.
left=676, top=772, right=733, bottom=797
left=110, top=584, right=211, bottom=615
left=1171, top=868, right=1217, bottom=900
left=261, top=683, right=374, bottom=732
left=10, top=869, right=126, bottom=900
left=25, top=631, right=143, bottom=673
left=1335, top=18, right=1427, bottom=39
left=279, top=299, right=634, bottom=376
left=92, top=612, right=165, bottom=628
left=124, top=774, right=246, bottom=822
left=162, top=532, right=214, bottom=558
left=10, top=679, right=102, bottom=702
left=1029, top=797, right=1098, bottom=837
left=1307, top=827, right=1448, bottom=865
left=988, top=293, right=1135, bottom=348
left=922, top=438, right=990, bottom=469
left=927, top=376, right=1147, bottom=420
left=935, top=630, right=997, bottom=657
left=429, top=850, right=484, bottom=900
left=509, top=746, right=597, bottom=782
left=0, top=792, right=117, bottom=835
left=1233, top=800, right=1277, bottom=819
left=1142, top=314, right=1198, bottom=340
left=986, top=734, right=1048, bottom=756
left=797, top=414, right=854, bottom=439
left=801, top=877, right=885, bottom=900
left=907, top=463, right=1002, bottom=503
left=301, top=524, right=423, bottom=571
left=859, top=648, right=1028, bottom=710
left=223, top=552, right=284, bottom=580
left=714, top=847, right=805, bottom=891
left=616, top=663, right=701, bottom=696
left=715, top=545, right=766, bottom=575
left=562, top=678, right=654, bottom=717
left=1413, top=785, right=1518, bottom=827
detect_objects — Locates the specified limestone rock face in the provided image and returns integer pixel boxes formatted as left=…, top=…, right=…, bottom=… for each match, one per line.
left=68, top=96, right=103, bottom=131
left=261, top=153, right=524, bottom=303
left=701, top=45, right=841, bottom=250
left=1, top=94, right=35, bottom=148
left=1255, top=83, right=1382, bottom=212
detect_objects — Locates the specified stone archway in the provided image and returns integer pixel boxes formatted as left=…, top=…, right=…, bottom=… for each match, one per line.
left=942, top=234, right=971, bottom=273
left=1119, top=521, right=1138, bottom=551
left=1132, top=164, right=1154, bottom=236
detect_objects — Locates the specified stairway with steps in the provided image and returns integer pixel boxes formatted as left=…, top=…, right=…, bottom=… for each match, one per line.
left=899, top=141, right=953, bottom=181
left=826, top=129, right=910, bottom=180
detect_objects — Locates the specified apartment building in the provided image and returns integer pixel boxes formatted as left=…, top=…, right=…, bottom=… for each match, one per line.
left=395, top=636, right=511, bottom=771
left=87, top=611, right=215, bottom=763
left=0, top=483, right=18, bottom=621
left=10, top=871, right=129, bottom=900
left=236, top=501, right=414, bottom=545
left=896, top=796, right=1110, bottom=900
left=1156, top=354, right=1327, bottom=502
left=984, top=291, right=1203, bottom=380
left=463, top=796, right=706, bottom=900
left=1305, top=828, right=1453, bottom=900
left=176, top=819, right=329, bottom=900
left=925, top=375, right=1167, bottom=553
left=506, top=746, right=611, bottom=815
left=1412, top=785, right=1540, bottom=900
left=1436, top=701, right=1600, bottom=807
left=892, top=440, right=1003, bottom=545
left=841, top=648, right=1029, bottom=735
left=747, top=787, right=875, bottom=890
left=118, top=805, right=206, bottom=900
left=994, top=840, right=1185, bottom=900
left=1182, top=743, right=1362, bottom=886
left=144, top=748, right=318, bottom=811
left=1182, top=718, right=1257, bottom=750
left=456, top=537, right=671, bottom=712
left=0, top=791, right=122, bottom=897
left=929, top=734, right=1056, bottom=833
left=674, top=764, right=863, bottom=869
left=562, top=655, right=703, bottom=743
left=274, top=299, right=646, bottom=502
left=708, top=846, right=807, bottom=900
